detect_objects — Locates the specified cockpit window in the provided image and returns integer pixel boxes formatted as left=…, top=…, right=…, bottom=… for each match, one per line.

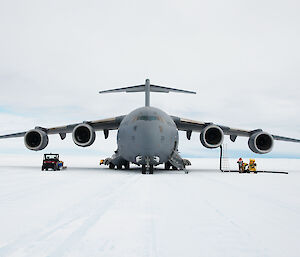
left=133, top=115, right=165, bottom=122
left=137, top=115, right=158, bottom=121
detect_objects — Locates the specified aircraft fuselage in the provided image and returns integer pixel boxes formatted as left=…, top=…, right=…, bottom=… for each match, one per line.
left=117, top=107, right=179, bottom=165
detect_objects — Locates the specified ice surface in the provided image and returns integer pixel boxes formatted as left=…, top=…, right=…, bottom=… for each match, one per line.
left=0, top=156, right=299, bottom=257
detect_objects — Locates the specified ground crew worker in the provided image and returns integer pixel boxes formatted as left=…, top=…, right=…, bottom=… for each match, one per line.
left=237, top=158, right=244, bottom=173
left=248, top=159, right=257, bottom=173
left=243, top=162, right=248, bottom=172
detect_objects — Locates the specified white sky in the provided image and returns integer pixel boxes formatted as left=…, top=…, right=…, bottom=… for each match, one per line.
left=0, top=0, right=299, bottom=158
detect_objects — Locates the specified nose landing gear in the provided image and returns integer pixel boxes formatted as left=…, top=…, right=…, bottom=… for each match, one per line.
left=142, top=157, right=154, bottom=175
left=149, top=165, right=154, bottom=174
left=142, top=165, right=146, bottom=174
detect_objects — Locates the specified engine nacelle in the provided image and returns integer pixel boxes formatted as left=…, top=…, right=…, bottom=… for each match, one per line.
left=200, top=125, right=224, bottom=148
left=248, top=131, right=274, bottom=154
left=24, top=129, right=49, bottom=151
left=72, top=123, right=96, bottom=147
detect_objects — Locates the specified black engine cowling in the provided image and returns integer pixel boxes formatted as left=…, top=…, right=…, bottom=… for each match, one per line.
left=200, top=125, right=224, bottom=148
left=248, top=131, right=274, bottom=154
left=24, top=129, right=49, bottom=151
left=72, top=124, right=96, bottom=147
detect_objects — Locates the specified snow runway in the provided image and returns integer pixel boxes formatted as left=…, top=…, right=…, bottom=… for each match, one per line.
left=0, top=159, right=299, bottom=257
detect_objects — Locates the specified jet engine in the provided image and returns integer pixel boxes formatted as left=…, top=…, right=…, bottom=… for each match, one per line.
left=24, top=129, right=49, bottom=151
left=72, top=123, right=96, bottom=147
left=248, top=131, right=273, bottom=154
left=200, top=125, right=224, bottom=148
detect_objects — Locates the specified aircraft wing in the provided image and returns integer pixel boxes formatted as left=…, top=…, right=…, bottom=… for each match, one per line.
left=0, top=115, right=125, bottom=139
left=171, top=116, right=300, bottom=143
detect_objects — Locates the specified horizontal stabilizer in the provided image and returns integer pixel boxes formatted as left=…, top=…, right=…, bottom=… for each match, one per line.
left=99, top=79, right=196, bottom=106
left=99, top=84, right=196, bottom=94
left=150, top=85, right=196, bottom=94
left=99, top=85, right=145, bottom=94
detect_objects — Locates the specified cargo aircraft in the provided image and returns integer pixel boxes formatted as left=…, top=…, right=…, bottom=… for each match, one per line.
left=1, top=79, right=299, bottom=174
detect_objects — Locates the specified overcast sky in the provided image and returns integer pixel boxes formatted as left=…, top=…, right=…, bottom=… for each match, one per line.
left=0, top=0, right=299, bottom=159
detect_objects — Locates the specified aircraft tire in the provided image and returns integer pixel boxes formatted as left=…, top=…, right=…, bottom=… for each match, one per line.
left=109, top=163, right=115, bottom=169
left=142, top=165, right=146, bottom=174
left=165, top=162, right=171, bottom=170
left=124, top=162, right=130, bottom=170
left=149, top=165, right=154, bottom=174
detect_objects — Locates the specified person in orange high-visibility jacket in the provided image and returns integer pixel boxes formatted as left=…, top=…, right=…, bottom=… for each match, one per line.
left=248, top=159, right=257, bottom=173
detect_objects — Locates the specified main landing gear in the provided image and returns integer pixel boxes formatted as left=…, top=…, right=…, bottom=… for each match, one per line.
left=108, top=161, right=130, bottom=170
left=164, top=162, right=171, bottom=170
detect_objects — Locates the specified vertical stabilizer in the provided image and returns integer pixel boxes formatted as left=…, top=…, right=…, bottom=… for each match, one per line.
left=145, top=79, right=150, bottom=107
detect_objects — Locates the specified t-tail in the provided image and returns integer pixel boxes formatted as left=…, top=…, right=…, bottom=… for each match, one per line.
left=99, top=79, right=196, bottom=107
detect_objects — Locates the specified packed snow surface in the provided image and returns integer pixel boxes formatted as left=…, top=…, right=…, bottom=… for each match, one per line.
left=0, top=157, right=299, bottom=257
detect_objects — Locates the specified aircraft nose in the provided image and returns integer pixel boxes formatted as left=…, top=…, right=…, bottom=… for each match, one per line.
left=138, top=124, right=160, bottom=149
left=132, top=121, right=168, bottom=156
left=117, top=111, right=179, bottom=164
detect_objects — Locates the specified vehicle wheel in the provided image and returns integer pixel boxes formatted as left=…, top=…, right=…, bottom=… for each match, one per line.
left=142, top=165, right=146, bottom=174
left=149, top=165, right=154, bottom=174
left=117, top=164, right=122, bottom=170
left=109, top=163, right=115, bottom=169
left=53, top=166, right=56, bottom=171
left=124, top=162, right=130, bottom=170
left=165, top=162, right=171, bottom=170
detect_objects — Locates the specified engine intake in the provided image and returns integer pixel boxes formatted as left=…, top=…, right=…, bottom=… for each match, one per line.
left=200, top=125, right=224, bottom=148
left=248, top=131, right=273, bottom=154
left=24, top=129, right=49, bottom=151
left=72, top=123, right=96, bottom=147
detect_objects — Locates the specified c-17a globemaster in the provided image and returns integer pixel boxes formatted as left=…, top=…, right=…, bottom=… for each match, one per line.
left=1, top=79, right=300, bottom=174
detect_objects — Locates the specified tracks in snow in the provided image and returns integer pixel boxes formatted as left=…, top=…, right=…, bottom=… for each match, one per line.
left=0, top=173, right=141, bottom=257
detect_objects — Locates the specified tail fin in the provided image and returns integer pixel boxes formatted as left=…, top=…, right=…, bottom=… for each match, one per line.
left=99, top=79, right=196, bottom=107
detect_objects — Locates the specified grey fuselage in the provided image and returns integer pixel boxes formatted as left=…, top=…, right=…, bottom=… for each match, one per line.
left=117, top=107, right=178, bottom=165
